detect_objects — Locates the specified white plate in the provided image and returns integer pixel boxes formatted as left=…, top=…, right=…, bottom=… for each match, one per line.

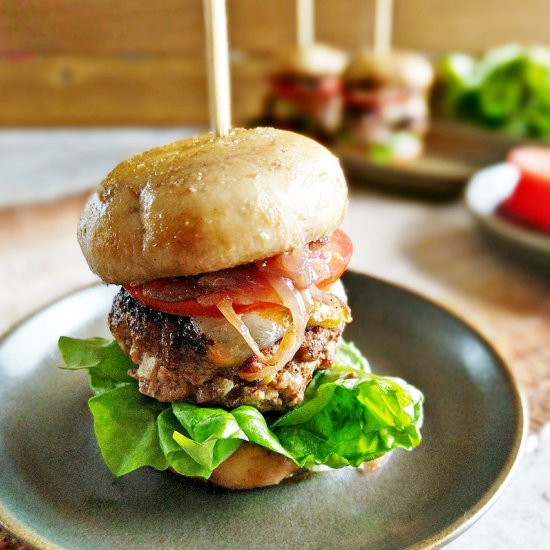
left=465, top=163, right=550, bottom=268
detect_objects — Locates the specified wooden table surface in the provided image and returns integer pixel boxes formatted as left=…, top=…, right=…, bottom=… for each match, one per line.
left=1, top=182, right=549, bottom=548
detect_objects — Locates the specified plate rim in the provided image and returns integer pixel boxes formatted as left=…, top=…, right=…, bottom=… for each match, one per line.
left=334, top=144, right=476, bottom=199
left=0, top=274, right=528, bottom=550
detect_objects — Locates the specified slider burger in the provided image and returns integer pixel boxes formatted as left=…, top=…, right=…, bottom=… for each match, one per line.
left=342, top=50, right=434, bottom=162
left=59, top=127, right=423, bottom=489
left=263, top=44, right=348, bottom=140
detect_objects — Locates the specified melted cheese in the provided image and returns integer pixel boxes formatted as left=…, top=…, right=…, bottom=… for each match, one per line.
left=195, top=279, right=348, bottom=368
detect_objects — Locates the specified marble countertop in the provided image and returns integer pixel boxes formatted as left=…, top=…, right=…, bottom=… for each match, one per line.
left=1, top=129, right=549, bottom=548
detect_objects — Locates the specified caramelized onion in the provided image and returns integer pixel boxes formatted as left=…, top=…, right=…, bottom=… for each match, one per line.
left=132, top=232, right=352, bottom=379
left=141, top=278, right=200, bottom=302
left=215, top=297, right=268, bottom=362
left=198, top=272, right=237, bottom=288
left=239, top=274, right=313, bottom=382
left=258, top=238, right=333, bottom=290
left=135, top=231, right=351, bottom=311
left=309, top=285, right=352, bottom=323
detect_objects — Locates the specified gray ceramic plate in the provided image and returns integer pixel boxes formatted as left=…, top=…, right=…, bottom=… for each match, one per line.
left=0, top=273, right=526, bottom=550
left=465, top=163, right=550, bottom=270
left=338, top=148, right=475, bottom=199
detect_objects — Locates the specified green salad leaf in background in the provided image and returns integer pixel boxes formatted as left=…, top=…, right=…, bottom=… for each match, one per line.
left=59, top=336, right=423, bottom=478
left=437, top=43, right=550, bottom=138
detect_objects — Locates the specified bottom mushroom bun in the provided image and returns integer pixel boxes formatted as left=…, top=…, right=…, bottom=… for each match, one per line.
left=59, top=127, right=424, bottom=490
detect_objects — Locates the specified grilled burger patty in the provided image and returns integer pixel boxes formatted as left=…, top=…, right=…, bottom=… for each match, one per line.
left=109, top=288, right=345, bottom=411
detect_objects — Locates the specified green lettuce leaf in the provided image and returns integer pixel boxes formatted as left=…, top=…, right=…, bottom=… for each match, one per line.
left=157, top=404, right=294, bottom=477
left=59, top=337, right=424, bottom=479
left=157, top=408, right=240, bottom=478
left=59, top=336, right=135, bottom=395
left=89, top=384, right=169, bottom=475
left=170, top=403, right=246, bottom=475
left=330, top=339, right=370, bottom=373
left=272, top=372, right=423, bottom=469
left=437, top=43, right=550, bottom=138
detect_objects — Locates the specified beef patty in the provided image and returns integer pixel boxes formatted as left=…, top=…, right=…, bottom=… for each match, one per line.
left=108, top=288, right=345, bottom=411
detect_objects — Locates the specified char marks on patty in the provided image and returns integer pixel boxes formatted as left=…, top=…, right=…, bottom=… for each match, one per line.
left=108, top=288, right=344, bottom=411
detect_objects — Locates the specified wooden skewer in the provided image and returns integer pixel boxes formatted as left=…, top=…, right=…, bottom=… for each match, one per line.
left=296, top=0, right=314, bottom=49
left=373, top=0, right=393, bottom=57
left=203, top=0, right=231, bottom=137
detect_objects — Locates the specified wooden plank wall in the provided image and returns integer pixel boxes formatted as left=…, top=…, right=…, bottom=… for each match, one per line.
left=1, top=0, right=549, bottom=126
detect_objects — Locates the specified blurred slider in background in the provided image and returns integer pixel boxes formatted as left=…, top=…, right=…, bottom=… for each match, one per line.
left=260, top=0, right=435, bottom=167
left=259, top=0, right=348, bottom=141
left=262, top=43, right=348, bottom=140
left=341, top=50, right=434, bottom=162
